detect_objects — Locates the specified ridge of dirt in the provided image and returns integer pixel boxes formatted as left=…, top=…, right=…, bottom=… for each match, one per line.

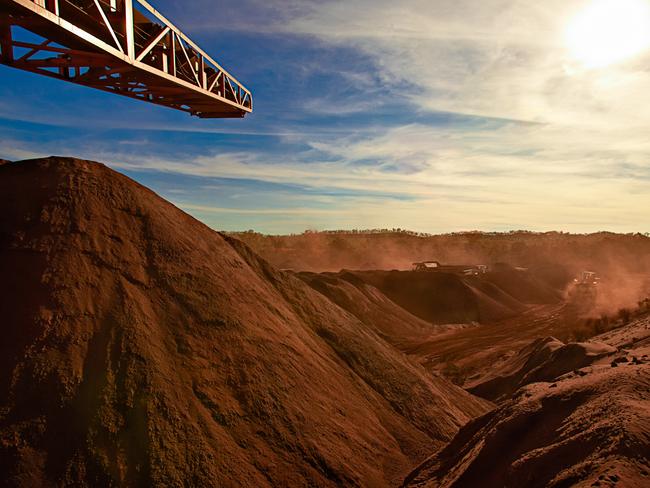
left=404, top=316, right=650, bottom=487
left=331, top=269, right=560, bottom=325
left=0, top=157, right=491, bottom=488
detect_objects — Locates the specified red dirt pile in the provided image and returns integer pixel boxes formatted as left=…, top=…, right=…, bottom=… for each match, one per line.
left=350, top=270, right=521, bottom=324
left=332, top=267, right=561, bottom=325
left=0, top=158, right=490, bottom=487
left=404, top=316, right=650, bottom=488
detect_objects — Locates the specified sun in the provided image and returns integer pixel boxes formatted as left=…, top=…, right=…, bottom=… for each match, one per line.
left=565, top=0, right=650, bottom=68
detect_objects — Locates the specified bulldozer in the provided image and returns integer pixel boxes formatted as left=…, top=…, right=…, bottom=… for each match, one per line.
left=567, top=270, right=599, bottom=315
left=577, top=271, right=599, bottom=285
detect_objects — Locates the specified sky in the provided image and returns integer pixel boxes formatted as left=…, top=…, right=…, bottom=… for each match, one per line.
left=1, top=0, right=650, bottom=234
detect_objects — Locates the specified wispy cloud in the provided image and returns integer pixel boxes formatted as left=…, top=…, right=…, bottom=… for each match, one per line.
left=274, top=0, right=650, bottom=128
left=1, top=0, right=649, bottom=234
left=179, top=203, right=343, bottom=216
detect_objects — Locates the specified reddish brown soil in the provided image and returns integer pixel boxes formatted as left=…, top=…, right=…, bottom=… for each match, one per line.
left=237, top=230, right=650, bottom=317
left=404, top=316, right=650, bottom=488
left=295, top=261, right=647, bottom=397
left=233, top=231, right=650, bottom=284
left=467, top=337, right=616, bottom=402
left=3, top=156, right=649, bottom=488
left=395, top=304, right=567, bottom=381
left=302, top=267, right=561, bottom=326
left=346, top=270, right=524, bottom=324
left=296, top=271, right=439, bottom=347
left=0, top=158, right=491, bottom=488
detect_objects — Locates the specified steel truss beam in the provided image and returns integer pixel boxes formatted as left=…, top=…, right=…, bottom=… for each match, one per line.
left=0, top=0, right=252, bottom=118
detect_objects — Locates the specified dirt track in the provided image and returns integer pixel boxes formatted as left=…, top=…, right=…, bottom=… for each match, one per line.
left=402, top=304, right=568, bottom=385
left=404, top=314, right=650, bottom=488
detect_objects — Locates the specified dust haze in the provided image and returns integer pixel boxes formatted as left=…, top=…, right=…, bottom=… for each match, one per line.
left=235, top=230, right=650, bottom=315
left=2, top=158, right=649, bottom=487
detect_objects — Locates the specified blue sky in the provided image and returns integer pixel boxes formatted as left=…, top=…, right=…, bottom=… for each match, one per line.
left=1, top=0, right=650, bottom=234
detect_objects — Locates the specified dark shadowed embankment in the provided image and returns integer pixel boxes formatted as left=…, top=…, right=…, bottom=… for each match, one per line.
left=0, top=157, right=491, bottom=488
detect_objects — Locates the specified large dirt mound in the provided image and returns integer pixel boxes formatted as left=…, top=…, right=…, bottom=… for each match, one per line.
left=404, top=317, right=650, bottom=487
left=0, top=158, right=490, bottom=488
left=484, top=263, right=562, bottom=304
left=331, top=268, right=561, bottom=325
left=341, top=271, right=519, bottom=324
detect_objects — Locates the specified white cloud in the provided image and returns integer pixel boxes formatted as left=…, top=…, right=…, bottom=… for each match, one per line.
left=280, top=0, right=650, bottom=129
left=2, top=121, right=648, bottom=233
left=3, top=0, right=650, bottom=234
left=178, top=203, right=342, bottom=216
left=0, top=140, right=48, bottom=161
left=86, top=119, right=650, bottom=232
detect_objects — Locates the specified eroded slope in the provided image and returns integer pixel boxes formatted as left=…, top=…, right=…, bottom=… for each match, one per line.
left=404, top=317, right=650, bottom=488
left=0, top=158, right=490, bottom=488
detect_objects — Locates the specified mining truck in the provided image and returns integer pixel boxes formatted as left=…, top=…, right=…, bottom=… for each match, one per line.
left=567, top=270, right=600, bottom=315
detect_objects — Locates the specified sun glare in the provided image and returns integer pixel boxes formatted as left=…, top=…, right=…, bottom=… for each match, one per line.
left=566, top=0, right=650, bottom=68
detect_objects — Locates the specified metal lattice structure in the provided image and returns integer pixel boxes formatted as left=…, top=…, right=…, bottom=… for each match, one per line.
left=0, top=0, right=252, bottom=118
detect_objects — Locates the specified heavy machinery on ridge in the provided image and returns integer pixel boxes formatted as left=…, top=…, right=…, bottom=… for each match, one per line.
left=567, top=270, right=600, bottom=315
left=412, top=261, right=489, bottom=276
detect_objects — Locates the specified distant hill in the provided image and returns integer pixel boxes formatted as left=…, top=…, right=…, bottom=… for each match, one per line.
left=0, top=158, right=490, bottom=487
left=232, top=229, right=650, bottom=277
left=299, top=266, right=562, bottom=326
left=234, top=230, right=650, bottom=315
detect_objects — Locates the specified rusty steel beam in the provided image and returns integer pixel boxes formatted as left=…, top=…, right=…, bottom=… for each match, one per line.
left=0, top=0, right=252, bottom=118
